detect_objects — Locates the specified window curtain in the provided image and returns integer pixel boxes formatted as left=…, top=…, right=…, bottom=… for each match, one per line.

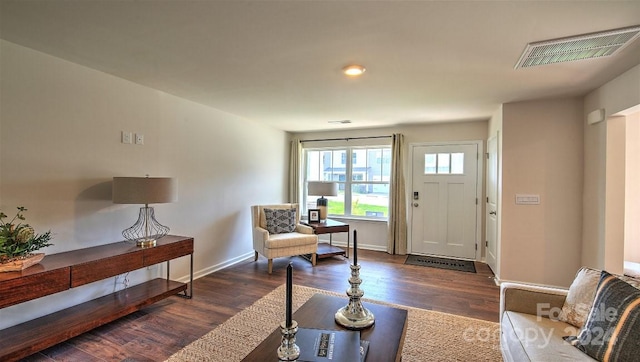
left=387, top=133, right=407, bottom=255
left=288, top=138, right=302, bottom=203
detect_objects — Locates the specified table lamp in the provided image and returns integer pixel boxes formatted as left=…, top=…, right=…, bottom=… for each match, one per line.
left=308, top=181, right=338, bottom=221
left=113, top=176, right=177, bottom=247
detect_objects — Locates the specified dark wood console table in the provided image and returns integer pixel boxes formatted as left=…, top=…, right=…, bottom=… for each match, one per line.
left=0, top=235, right=193, bottom=361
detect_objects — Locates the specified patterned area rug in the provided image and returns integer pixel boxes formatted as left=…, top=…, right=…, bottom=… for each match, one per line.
left=405, top=255, right=477, bottom=273
left=166, top=285, right=501, bottom=361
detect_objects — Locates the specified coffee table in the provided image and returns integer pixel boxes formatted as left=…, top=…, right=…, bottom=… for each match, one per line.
left=242, top=293, right=408, bottom=362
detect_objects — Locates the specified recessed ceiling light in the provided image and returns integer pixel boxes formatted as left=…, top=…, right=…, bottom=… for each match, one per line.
left=342, top=65, right=366, bottom=76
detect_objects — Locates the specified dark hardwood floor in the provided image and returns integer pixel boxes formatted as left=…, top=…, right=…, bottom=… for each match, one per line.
left=21, top=249, right=499, bottom=361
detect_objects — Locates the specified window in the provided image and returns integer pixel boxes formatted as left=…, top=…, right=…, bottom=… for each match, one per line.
left=424, top=153, right=464, bottom=174
left=340, top=152, right=357, bottom=165
left=305, top=146, right=391, bottom=218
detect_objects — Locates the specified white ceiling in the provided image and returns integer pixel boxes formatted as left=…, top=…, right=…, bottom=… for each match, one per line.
left=1, top=1, right=639, bottom=132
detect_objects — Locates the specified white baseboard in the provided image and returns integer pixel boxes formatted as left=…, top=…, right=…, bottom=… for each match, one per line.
left=363, top=244, right=389, bottom=252
left=174, top=251, right=254, bottom=283
left=624, top=261, right=640, bottom=278
left=173, top=244, right=394, bottom=283
left=325, top=241, right=387, bottom=253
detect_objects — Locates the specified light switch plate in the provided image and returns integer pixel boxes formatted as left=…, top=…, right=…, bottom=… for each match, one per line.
left=515, top=194, right=540, bottom=205
left=121, top=131, right=132, bottom=144
left=135, top=133, right=144, bottom=145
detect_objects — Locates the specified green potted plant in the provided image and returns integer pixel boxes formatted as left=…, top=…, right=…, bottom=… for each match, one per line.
left=0, top=206, right=53, bottom=272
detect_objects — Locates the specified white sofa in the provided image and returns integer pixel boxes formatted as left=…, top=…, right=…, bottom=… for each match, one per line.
left=500, top=267, right=640, bottom=361
left=500, top=282, right=594, bottom=361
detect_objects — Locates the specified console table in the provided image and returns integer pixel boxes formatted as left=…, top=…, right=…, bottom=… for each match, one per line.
left=0, top=235, right=193, bottom=361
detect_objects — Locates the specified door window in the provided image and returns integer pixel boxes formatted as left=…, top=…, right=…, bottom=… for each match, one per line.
left=424, top=153, right=464, bottom=175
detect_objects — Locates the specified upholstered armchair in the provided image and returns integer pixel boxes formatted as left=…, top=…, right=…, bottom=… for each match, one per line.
left=251, top=203, right=318, bottom=274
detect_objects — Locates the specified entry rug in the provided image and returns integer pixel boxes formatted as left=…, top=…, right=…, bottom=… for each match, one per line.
left=166, top=284, right=501, bottom=361
left=405, top=255, right=477, bottom=273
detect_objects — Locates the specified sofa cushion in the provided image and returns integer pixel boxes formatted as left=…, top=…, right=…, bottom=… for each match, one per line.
left=265, top=232, right=317, bottom=249
left=559, top=267, right=601, bottom=328
left=566, top=271, right=640, bottom=361
left=501, top=311, right=594, bottom=361
left=264, top=208, right=296, bottom=234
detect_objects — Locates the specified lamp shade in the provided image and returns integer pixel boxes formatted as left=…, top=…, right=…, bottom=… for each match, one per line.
left=308, top=181, right=338, bottom=197
left=113, top=177, right=177, bottom=204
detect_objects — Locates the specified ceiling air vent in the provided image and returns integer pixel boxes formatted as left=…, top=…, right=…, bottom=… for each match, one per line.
left=515, top=25, right=640, bottom=69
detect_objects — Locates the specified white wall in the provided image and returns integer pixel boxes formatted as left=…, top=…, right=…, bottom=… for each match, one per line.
left=583, top=65, right=640, bottom=272
left=0, top=40, right=288, bottom=328
left=604, top=117, right=626, bottom=274
left=292, top=121, right=488, bottom=254
left=625, top=112, right=640, bottom=263
left=500, top=97, right=584, bottom=287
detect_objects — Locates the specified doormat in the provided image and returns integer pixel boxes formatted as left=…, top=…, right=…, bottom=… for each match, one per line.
left=405, top=255, right=476, bottom=273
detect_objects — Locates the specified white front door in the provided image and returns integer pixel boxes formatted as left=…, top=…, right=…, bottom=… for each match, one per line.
left=486, top=135, right=498, bottom=273
left=410, top=143, right=480, bottom=259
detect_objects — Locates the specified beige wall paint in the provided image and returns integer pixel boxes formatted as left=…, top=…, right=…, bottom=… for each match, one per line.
left=583, top=65, right=640, bottom=271
left=604, top=117, right=625, bottom=274
left=294, top=121, right=487, bottom=146
left=582, top=118, right=607, bottom=269
left=488, top=105, right=503, bottom=137
left=625, top=112, right=640, bottom=263
left=0, top=40, right=288, bottom=328
left=292, top=121, right=488, bottom=253
left=501, top=98, right=584, bottom=287
left=585, top=65, right=640, bottom=120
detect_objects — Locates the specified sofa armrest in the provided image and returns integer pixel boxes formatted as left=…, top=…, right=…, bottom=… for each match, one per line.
left=296, top=224, right=314, bottom=234
left=500, top=282, right=568, bottom=319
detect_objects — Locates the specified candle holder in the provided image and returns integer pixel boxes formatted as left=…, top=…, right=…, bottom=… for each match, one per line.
left=334, top=264, right=375, bottom=330
left=277, top=320, right=300, bottom=361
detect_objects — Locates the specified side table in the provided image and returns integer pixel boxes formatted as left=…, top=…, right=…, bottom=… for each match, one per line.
left=302, top=219, right=350, bottom=259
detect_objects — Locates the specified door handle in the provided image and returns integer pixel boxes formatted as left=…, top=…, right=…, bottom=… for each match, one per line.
left=489, top=211, right=497, bottom=215
left=413, top=203, right=419, bottom=207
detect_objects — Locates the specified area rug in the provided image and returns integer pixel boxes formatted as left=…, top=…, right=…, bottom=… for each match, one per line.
left=405, top=255, right=477, bottom=273
left=166, top=284, right=501, bottom=361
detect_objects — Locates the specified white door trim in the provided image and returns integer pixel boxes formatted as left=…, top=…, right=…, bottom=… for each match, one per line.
left=486, top=134, right=499, bottom=273
left=407, top=140, right=484, bottom=260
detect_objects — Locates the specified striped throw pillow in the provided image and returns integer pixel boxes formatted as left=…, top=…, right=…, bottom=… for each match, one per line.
left=565, top=271, right=640, bottom=361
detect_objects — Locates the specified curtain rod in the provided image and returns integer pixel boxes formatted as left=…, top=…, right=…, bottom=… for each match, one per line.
left=299, top=135, right=392, bottom=143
